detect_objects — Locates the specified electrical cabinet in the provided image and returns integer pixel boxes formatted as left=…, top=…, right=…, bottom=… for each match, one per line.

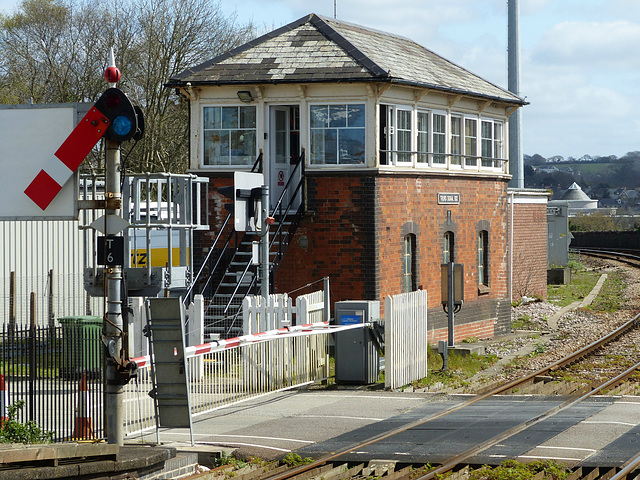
left=334, top=300, right=380, bottom=384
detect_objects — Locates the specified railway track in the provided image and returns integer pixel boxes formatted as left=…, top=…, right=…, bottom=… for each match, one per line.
left=573, top=247, right=640, bottom=269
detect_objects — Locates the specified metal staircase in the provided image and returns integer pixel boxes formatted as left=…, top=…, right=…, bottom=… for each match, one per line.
left=188, top=152, right=306, bottom=339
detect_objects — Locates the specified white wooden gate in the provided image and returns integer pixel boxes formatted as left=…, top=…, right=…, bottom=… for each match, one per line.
left=384, top=290, right=429, bottom=389
left=242, top=289, right=327, bottom=334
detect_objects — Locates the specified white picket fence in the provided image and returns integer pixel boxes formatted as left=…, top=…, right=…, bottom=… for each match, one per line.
left=384, top=290, right=429, bottom=389
left=242, top=289, right=326, bottom=334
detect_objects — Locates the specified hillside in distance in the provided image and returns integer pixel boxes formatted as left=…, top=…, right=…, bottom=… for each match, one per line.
left=524, top=151, right=640, bottom=195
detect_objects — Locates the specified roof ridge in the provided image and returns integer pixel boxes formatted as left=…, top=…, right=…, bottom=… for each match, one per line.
left=308, top=14, right=388, bottom=78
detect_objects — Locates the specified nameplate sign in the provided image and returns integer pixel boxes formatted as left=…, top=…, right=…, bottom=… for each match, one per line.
left=438, top=193, right=460, bottom=205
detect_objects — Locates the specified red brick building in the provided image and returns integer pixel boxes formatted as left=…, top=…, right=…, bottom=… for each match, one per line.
left=169, top=14, right=529, bottom=341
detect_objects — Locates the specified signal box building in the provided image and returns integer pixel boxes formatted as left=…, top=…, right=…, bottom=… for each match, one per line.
left=169, top=13, right=527, bottom=341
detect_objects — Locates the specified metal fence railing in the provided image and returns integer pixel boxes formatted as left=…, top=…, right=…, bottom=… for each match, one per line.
left=0, top=323, right=105, bottom=442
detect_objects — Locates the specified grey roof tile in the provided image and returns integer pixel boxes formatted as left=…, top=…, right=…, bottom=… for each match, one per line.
left=169, top=13, right=524, bottom=104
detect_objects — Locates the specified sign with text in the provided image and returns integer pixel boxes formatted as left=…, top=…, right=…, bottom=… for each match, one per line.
left=438, top=193, right=460, bottom=205
left=97, top=235, right=125, bottom=266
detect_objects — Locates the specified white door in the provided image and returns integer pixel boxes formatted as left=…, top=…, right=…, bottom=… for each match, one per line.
left=269, top=106, right=300, bottom=212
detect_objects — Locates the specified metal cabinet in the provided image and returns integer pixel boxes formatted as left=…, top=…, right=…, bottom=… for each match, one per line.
left=334, top=300, right=380, bottom=384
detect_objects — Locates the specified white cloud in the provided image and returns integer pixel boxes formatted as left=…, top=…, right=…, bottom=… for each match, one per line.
left=534, top=20, right=640, bottom=69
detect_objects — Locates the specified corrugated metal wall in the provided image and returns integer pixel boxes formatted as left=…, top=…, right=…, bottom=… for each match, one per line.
left=0, top=219, right=102, bottom=327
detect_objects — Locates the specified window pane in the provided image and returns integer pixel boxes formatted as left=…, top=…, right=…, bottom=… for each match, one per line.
left=433, top=114, right=446, bottom=164
left=348, top=104, right=366, bottom=127
left=229, top=130, right=254, bottom=165
left=417, top=112, right=429, bottom=163
left=465, top=118, right=477, bottom=166
left=311, top=104, right=365, bottom=165
left=451, top=116, right=461, bottom=164
left=329, top=105, right=347, bottom=128
left=310, top=105, right=328, bottom=128
left=202, top=105, right=256, bottom=166
left=221, top=107, right=238, bottom=129
left=239, top=106, right=256, bottom=128
left=311, top=128, right=338, bottom=164
left=203, top=131, right=224, bottom=165
left=338, top=128, right=365, bottom=164
left=204, top=107, right=221, bottom=130
left=494, top=123, right=503, bottom=167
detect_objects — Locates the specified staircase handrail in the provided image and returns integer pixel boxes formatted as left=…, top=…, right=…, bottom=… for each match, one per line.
left=184, top=211, right=232, bottom=304
left=269, top=150, right=305, bottom=218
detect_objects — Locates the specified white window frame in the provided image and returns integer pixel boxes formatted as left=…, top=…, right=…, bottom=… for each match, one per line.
left=308, top=102, right=367, bottom=167
left=431, top=110, right=447, bottom=167
left=463, top=115, right=479, bottom=169
left=416, top=109, right=430, bottom=167
left=383, top=104, right=414, bottom=166
left=450, top=114, right=463, bottom=168
left=201, top=104, right=258, bottom=169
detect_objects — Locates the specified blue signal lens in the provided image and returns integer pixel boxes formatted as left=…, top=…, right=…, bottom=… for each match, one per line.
left=112, top=115, right=133, bottom=136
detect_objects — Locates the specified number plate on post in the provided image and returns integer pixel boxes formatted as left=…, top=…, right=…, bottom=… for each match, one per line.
left=97, top=235, right=125, bottom=266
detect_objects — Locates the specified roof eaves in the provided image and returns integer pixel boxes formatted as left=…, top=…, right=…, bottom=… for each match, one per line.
left=388, top=78, right=527, bottom=105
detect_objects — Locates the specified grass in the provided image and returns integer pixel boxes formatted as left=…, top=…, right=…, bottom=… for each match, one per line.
left=409, top=346, right=498, bottom=390
left=546, top=255, right=627, bottom=311
left=547, top=268, right=600, bottom=307
left=587, top=270, right=625, bottom=312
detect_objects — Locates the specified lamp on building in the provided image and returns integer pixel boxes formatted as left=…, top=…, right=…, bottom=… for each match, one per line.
left=237, top=91, right=254, bottom=103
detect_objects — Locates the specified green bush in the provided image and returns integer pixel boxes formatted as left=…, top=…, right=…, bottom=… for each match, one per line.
left=0, top=400, right=53, bottom=444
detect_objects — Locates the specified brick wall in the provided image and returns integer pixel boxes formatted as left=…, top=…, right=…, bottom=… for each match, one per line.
left=274, top=174, right=378, bottom=301
left=194, top=171, right=513, bottom=340
left=276, top=171, right=511, bottom=339
left=511, top=201, right=548, bottom=301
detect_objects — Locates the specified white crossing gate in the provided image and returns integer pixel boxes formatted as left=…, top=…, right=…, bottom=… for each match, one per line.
left=384, top=289, right=429, bottom=389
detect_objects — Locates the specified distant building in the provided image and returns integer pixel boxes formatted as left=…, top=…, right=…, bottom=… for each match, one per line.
left=559, top=182, right=598, bottom=214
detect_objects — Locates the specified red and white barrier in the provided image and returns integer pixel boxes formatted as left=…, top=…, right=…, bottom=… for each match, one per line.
left=131, top=321, right=371, bottom=368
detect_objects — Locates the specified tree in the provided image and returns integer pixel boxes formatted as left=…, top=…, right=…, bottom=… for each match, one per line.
left=0, top=0, right=255, bottom=173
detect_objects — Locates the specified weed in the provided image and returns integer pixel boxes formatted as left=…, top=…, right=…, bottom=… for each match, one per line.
left=468, top=458, right=571, bottom=479
left=0, top=400, right=53, bottom=444
left=281, top=452, right=313, bottom=467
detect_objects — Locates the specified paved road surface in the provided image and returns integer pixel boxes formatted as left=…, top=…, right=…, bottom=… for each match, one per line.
left=135, top=389, right=640, bottom=468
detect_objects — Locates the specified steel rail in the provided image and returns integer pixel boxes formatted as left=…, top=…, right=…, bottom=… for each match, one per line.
left=264, top=312, right=640, bottom=480
left=417, top=358, right=640, bottom=480
left=573, top=247, right=640, bottom=267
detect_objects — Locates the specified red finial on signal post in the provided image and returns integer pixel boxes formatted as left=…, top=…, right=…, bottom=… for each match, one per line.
left=104, top=47, right=121, bottom=86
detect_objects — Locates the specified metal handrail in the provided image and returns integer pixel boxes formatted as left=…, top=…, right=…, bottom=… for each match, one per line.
left=251, top=151, right=263, bottom=173
left=183, top=211, right=232, bottom=304
left=223, top=151, right=307, bottom=335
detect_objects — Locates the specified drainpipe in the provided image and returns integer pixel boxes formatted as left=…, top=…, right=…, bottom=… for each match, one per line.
left=509, top=191, right=514, bottom=304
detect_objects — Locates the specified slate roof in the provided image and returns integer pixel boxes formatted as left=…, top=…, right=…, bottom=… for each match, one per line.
left=169, top=13, right=524, bottom=105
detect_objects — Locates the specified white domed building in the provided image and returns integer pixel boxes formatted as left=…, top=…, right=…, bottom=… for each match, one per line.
left=559, top=182, right=598, bottom=215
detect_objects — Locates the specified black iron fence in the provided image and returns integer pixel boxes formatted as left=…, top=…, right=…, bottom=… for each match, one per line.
left=0, top=321, right=105, bottom=442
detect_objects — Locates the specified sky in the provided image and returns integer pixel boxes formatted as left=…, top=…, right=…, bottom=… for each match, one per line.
left=1, top=0, right=638, bottom=160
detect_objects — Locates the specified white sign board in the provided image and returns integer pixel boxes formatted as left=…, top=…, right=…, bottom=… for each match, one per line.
left=0, top=104, right=81, bottom=220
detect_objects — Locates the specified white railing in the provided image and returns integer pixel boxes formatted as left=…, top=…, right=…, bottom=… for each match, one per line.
left=242, top=289, right=327, bottom=334
left=384, top=290, right=429, bottom=389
